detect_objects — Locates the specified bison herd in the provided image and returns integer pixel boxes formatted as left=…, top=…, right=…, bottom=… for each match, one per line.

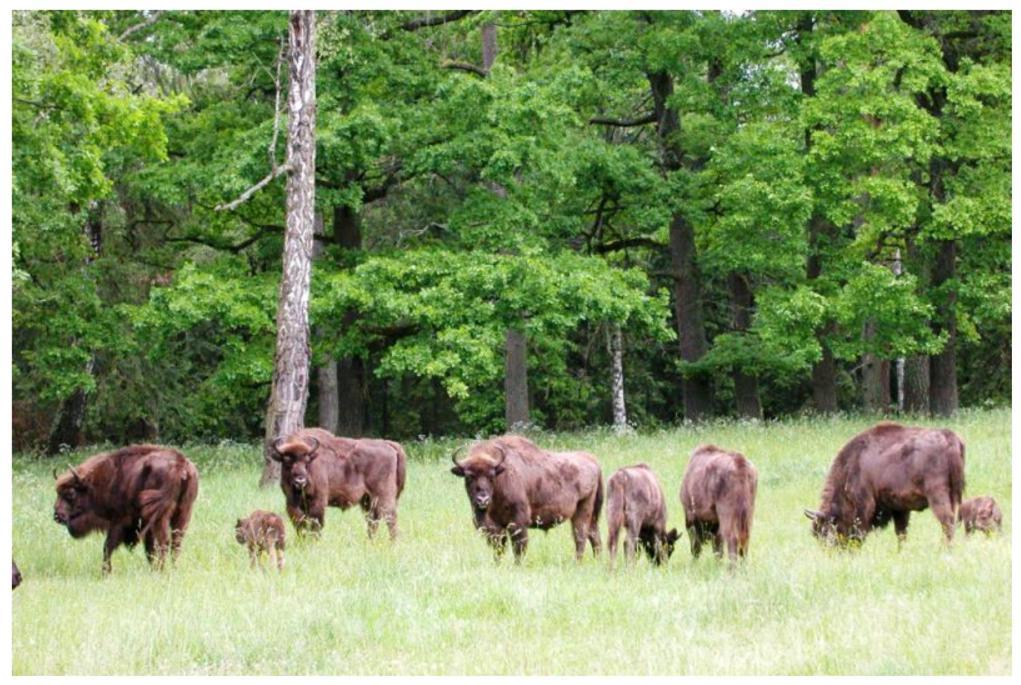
left=12, top=421, right=1004, bottom=586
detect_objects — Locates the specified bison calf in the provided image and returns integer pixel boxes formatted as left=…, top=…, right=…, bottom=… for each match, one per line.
left=680, top=446, right=757, bottom=563
left=236, top=510, right=286, bottom=571
left=606, top=465, right=678, bottom=567
left=54, top=444, right=199, bottom=574
left=959, top=496, right=1002, bottom=536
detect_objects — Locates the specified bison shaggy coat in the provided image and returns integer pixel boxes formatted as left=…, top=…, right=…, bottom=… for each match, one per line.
left=606, top=464, right=679, bottom=567
left=53, top=444, right=199, bottom=574
left=958, top=496, right=1002, bottom=535
left=236, top=510, right=287, bottom=571
left=450, top=435, right=603, bottom=562
left=680, top=446, right=758, bottom=563
left=271, top=427, right=407, bottom=539
left=805, top=423, right=965, bottom=546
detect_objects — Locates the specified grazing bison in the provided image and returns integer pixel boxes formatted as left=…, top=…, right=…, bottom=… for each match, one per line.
left=805, top=423, right=965, bottom=546
left=270, top=428, right=407, bottom=539
left=606, top=464, right=679, bottom=567
left=680, top=445, right=758, bottom=563
left=12, top=561, right=22, bottom=589
left=959, top=496, right=1002, bottom=536
left=235, top=510, right=287, bottom=571
left=450, top=435, right=603, bottom=562
left=53, top=445, right=199, bottom=574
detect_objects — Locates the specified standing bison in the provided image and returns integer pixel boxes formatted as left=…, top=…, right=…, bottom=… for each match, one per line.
left=680, top=446, right=758, bottom=563
left=805, top=423, right=965, bottom=546
left=270, top=427, right=407, bottom=539
left=959, top=496, right=1002, bottom=536
left=53, top=445, right=199, bottom=574
left=606, top=464, right=679, bottom=567
left=450, top=435, right=603, bottom=562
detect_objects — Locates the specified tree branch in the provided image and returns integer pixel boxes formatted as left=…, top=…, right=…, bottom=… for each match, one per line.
left=594, top=237, right=666, bottom=254
left=442, top=60, right=488, bottom=78
left=589, top=112, right=657, bottom=127
left=401, top=10, right=477, bottom=32
left=215, top=38, right=290, bottom=213
left=119, top=11, right=163, bottom=41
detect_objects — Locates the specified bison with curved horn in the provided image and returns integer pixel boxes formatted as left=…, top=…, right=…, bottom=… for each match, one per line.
left=450, top=435, right=603, bottom=562
left=805, top=423, right=965, bottom=546
left=270, top=427, right=407, bottom=539
left=53, top=445, right=199, bottom=574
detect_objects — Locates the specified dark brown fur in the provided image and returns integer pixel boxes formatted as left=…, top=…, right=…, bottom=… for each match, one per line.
left=12, top=561, right=22, bottom=589
left=270, top=427, right=407, bottom=539
left=450, top=435, right=603, bottom=562
left=235, top=510, right=287, bottom=571
left=53, top=444, right=199, bottom=574
left=806, top=423, right=965, bottom=546
left=606, top=464, right=679, bottom=567
left=680, top=445, right=757, bottom=563
left=958, top=496, right=1002, bottom=535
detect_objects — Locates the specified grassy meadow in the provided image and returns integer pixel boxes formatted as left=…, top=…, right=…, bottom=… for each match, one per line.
left=11, top=409, right=1011, bottom=675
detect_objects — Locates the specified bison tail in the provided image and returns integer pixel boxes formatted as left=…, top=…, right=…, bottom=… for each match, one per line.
left=592, top=471, right=605, bottom=526
left=949, top=436, right=965, bottom=510
left=389, top=441, right=407, bottom=498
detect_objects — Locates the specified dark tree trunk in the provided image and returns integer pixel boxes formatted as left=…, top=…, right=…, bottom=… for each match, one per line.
left=47, top=202, right=103, bottom=455
left=861, top=319, right=891, bottom=412
left=649, top=68, right=713, bottom=422
left=903, top=355, right=931, bottom=413
left=332, top=204, right=367, bottom=436
left=504, top=328, right=530, bottom=430
left=262, top=10, right=317, bottom=486
left=728, top=273, right=762, bottom=420
left=930, top=238, right=959, bottom=416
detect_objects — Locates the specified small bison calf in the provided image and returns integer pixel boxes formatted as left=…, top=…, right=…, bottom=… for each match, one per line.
left=606, top=464, right=679, bottom=567
left=959, top=496, right=1002, bottom=535
left=235, top=510, right=286, bottom=571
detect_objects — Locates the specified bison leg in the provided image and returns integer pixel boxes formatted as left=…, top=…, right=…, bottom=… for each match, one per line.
left=274, top=543, right=285, bottom=572
left=508, top=521, right=529, bottom=563
left=169, top=505, right=193, bottom=565
left=687, top=523, right=703, bottom=559
left=927, top=492, right=957, bottom=544
left=102, top=527, right=126, bottom=575
left=148, top=517, right=172, bottom=571
left=607, top=517, right=621, bottom=569
left=893, top=511, right=911, bottom=549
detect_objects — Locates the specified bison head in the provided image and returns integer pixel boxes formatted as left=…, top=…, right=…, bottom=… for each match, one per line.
left=270, top=436, right=321, bottom=491
left=450, top=444, right=507, bottom=512
left=804, top=508, right=859, bottom=546
left=53, top=466, right=100, bottom=538
left=234, top=518, right=247, bottom=545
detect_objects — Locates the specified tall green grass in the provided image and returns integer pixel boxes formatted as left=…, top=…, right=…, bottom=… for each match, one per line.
left=11, top=409, right=1011, bottom=674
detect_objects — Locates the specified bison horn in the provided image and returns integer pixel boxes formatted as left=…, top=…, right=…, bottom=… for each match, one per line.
left=69, top=465, right=83, bottom=483
left=52, top=468, right=59, bottom=481
left=306, top=437, right=320, bottom=456
left=804, top=509, right=821, bottom=521
left=272, top=437, right=286, bottom=454
left=450, top=444, right=468, bottom=468
left=491, top=444, right=508, bottom=469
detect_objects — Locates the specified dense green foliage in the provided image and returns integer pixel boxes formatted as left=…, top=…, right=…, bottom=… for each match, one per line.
left=11, top=10, right=1011, bottom=446
left=12, top=409, right=1011, bottom=674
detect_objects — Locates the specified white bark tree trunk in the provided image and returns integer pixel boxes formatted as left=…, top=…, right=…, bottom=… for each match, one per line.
left=607, top=325, right=628, bottom=433
left=261, top=10, right=317, bottom=486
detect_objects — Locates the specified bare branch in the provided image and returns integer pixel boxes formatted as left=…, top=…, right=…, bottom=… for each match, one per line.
left=589, top=112, right=657, bottom=127
left=442, top=60, right=488, bottom=78
left=216, top=37, right=291, bottom=213
left=119, top=11, right=163, bottom=41
left=214, top=164, right=292, bottom=212
left=594, top=237, right=666, bottom=254
left=401, top=10, right=477, bottom=32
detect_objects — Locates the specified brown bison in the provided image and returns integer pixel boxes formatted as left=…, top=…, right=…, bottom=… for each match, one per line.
left=235, top=510, right=287, bottom=571
left=270, top=427, right=407, bottom=539
left=12, top=561, right=22, bottom=589
left=680, top=445, right=758, bottom=562
left=606, top=464, right=679, bottom=567
left=805, top=423, right=965, bottom=546
left=959, top=496, right=1002, bottom=535
left=53, top=445, right=199, bottom=574
left=450, top=435, right=603, bottom=562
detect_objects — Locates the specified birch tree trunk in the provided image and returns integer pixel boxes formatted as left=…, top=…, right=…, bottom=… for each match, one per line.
left=261, top=10, right=317, bottom=486
left=607, top=325, right=628, bottom=433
